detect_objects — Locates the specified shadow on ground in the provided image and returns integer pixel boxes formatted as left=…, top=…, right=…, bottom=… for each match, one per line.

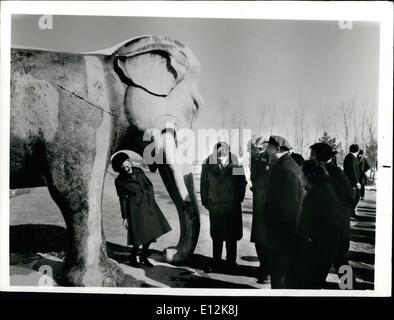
left=9, top=223, right=375, bottom=289
left=10, top=224, right=256, bottom=288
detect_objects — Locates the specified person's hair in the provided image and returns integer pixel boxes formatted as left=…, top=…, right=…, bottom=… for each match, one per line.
left=349, top=144, right=359, bottom=153
left=111, top=152, right=129, bottom=172
left=309, top=143, right=334, bottom=162
left=214, top=141, right=230, bottom=153
left=302, top=159, right=330, bottom=185
left=358, top=149, right=364, bottom=156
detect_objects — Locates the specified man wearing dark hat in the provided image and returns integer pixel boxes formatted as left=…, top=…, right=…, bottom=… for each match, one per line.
left=263, top=135, right=304, bottom=288
left=309, top=143, right=353, bottom=271
left=343, top=144, right=361, bottom=219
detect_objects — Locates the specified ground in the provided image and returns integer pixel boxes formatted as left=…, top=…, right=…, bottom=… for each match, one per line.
left=9, top=169, right=375, bottom=289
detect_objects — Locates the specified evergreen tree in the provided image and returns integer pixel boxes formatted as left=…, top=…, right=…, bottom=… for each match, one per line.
left=317, top=131, right=345, bottom=165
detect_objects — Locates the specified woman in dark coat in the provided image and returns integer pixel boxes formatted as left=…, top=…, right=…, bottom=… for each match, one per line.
left=112, top=152, right=171, bottom=267
left=200, top=142, right=247, bottom=272
left=290, top=160, right=345, bottom=289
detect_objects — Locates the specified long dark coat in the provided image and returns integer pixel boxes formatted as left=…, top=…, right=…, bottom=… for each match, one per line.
left=250, top=157, right=271, bottom=245
left=115, top=167, right=171, bottom=246
left=359, top=157, right=371, bottom=186
left=200, top=153, right=247, bottom=241
left=291, top=182, right=345, bottom=288
left=325, top=162, right=353, bottom=253
left=264, top=154, right=304, bottom=254
left=343, top=153, right=360, bottom=187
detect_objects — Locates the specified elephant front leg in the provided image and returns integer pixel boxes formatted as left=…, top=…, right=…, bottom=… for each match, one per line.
left=45, top=171, right=124, bottom=287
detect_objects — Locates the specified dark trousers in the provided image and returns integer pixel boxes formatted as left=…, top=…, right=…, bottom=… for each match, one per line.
left=255, top=244, right=269, bottom=274
left=352, top=187, right=360, bottom=214
left=360, top=185, right=366, bottom=199
left=266, top=247, right=291, bottom=288
left=131, top=242, right=151, bottom=257
left=213, top=240, right=237, bottom=265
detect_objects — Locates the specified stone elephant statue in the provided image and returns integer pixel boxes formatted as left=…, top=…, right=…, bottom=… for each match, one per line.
left=10, top=35, right=203, bottom=287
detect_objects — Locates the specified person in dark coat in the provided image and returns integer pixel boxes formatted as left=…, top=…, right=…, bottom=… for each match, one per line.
left=112, top=152, right=171, bottom=267
left=200, top=142, right=247, bottom=272
left=249, top=136, right=271, bottom=283
left=290, top=160, right=345, bottom=289
left=263, top=135, right=304, bottom=288
left=309, top=143, right=353, bottom=271
left=289, top=149, right=305, bottom=167
left=343, top=144, right=361, bottom=219
left=357, top=150, right=371, bottom=200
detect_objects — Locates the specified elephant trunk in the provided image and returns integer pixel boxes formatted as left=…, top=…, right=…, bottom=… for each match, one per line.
left=156, top=131, right=200, bottom=263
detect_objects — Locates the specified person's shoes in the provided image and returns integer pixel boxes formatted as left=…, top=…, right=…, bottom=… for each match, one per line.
left=128, top=255, right=140, bottom=268
left=204, top=263, right=221, bottom=273
left=257, top=273, right=271, bottom=284
left=139, top=256, right=154, bottom=267
left=225, top=262, right=239, bottom=273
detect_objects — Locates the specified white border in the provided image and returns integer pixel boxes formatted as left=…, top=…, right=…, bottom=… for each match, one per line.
left=1, top=1, right=392, bottom=297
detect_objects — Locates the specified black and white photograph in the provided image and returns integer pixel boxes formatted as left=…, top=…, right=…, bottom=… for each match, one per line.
left=0, top=1, right=392, bottom=297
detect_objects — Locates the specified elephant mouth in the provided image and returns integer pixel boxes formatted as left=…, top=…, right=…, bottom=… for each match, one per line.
left=156, top=114, right=180, bottom=134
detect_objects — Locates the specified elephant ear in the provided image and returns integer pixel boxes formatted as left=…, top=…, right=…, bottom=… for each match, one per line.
left=116, top=52, right=185, bottom=97
left=113, top=36, right=197, bottom=96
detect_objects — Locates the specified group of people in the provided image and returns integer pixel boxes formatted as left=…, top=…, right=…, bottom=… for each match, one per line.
left=200, top=136, right=371, bottom=289
left=110, top=135, right=370, bottom=289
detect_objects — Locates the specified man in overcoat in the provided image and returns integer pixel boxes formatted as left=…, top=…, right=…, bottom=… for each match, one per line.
left=343, top=144, right=361, bottom=219
left=263, top=135, right=304, bottom=288
left=249, top=136, right=271, bottom=283
left=357, top=150, right=371, bottom=200
left=200, top=142, right=247, bottom=272
left=309, top=143, right=353, bottom=271
left=112, top=152, right=171, bottom=267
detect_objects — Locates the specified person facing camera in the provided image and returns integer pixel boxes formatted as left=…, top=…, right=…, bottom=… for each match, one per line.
left=200, top=141, right=247, bottom=273
left=290, top=160, right=345, bottom=289
left=112, top=152, right=171, bottom=268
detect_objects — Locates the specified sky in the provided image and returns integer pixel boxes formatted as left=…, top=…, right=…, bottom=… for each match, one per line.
left=11, top=15, right=380, bottom=157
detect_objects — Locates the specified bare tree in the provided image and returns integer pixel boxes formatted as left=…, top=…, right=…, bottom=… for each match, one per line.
left=218, top=97, right=229, bottom=129
left=365, top=110, right=378, bottom=180
left=292, top=99, right=306, bottom=155
left=351, top=97, right=358, bottom=144
left=360, top=99, right=368, bottom=150
left=255, top=101, right=266, bottom=136
left=341, top=101, right=353, bottom=153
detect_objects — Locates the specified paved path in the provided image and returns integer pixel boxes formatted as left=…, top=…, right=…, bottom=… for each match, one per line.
left=9, top=170, right=375, bottom=289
